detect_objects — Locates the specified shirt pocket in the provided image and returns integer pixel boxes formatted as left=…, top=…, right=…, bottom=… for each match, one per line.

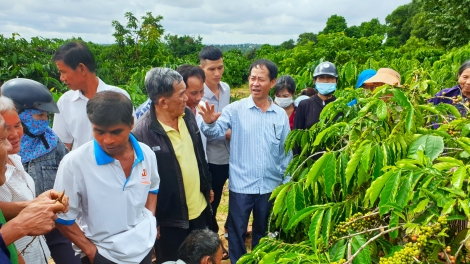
left=266, top=123, right=283, bottom=157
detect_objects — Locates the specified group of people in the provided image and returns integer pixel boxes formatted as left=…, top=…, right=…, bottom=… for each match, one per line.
left=0, top=39, right=469, bottom=264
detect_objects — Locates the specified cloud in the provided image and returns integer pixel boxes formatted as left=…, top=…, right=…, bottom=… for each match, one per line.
left=0, top=0, right=411, bottom=44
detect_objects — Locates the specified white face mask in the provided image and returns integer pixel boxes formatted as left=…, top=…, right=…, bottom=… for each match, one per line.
left=274, top=97, right=294, bottom=108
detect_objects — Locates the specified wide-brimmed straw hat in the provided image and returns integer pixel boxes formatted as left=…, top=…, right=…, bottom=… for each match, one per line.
left=363, top=68, right=401, bottom=86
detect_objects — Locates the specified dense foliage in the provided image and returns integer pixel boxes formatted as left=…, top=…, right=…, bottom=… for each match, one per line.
left=2, top=1, right=470, bottom=263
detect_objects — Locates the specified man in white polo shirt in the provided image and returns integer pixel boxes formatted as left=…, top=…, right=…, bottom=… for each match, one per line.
left=54, top=91, right=159, bottom=264
left=52, top=41, right=134, bottom=150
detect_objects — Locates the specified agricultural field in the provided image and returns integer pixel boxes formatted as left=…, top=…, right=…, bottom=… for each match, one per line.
left=5, top=0, right=470, bottom=263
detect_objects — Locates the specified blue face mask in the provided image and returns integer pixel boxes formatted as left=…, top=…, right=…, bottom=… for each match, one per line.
left=316, top=82, right=337, bottom=95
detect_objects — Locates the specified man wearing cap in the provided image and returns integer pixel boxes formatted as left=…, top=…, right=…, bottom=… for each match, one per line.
left=294, top=61, right=339, bottom=133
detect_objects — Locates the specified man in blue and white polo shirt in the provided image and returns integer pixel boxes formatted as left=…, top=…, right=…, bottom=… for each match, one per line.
left=54, top=91, right=159, bottom=264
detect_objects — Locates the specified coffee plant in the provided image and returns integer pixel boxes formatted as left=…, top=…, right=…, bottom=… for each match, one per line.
left=239, top=72, right=470, bottom=263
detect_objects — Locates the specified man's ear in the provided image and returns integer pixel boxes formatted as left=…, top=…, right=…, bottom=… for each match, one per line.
left=200, top=255, right=211, bottom=264
left=158, top=97, right=168, bottom=108
left=78, top=63, right=87, bottom=75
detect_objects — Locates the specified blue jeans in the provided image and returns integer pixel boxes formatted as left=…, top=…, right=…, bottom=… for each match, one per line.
left=227, top=191, right=273, bottom=263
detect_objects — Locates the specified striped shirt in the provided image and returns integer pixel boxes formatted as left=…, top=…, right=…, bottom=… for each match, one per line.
left=201, top=96, right=292, bottom=194
left=202, top=82, right=231, bottom=165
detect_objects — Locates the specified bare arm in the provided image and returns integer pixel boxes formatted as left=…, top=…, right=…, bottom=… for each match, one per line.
left=56, top=223, right=97, bottom=262
left=0, top=190, right=69, bottom=221
left=145, top=193, right=157, bottom=216
left=1, top=201, right=65, bottom=245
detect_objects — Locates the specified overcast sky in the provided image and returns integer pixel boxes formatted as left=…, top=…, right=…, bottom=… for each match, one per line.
left=0, top=0, right=411, bottom=45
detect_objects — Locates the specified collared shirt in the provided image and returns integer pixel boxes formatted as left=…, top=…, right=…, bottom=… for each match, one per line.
left=0, top=155, right=50, bottom=264
left=201, top=96, right=292, bottom=194
left=159, top=115, right=206, bottom=220
left=54, top=135, right=159, bottom=264
left=202, top=82, right=231, bottom=165
left=136, top=101, right=208, bottom=156
left=52, top=78, right=135, bottom=150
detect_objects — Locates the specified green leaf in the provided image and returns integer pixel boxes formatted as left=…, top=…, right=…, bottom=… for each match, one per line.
left=321, top=208, right=333, bottom=245
left=439, top=103, right=462, bottom=119
left=272, top=183, right=292, bottom=215
left=345, top=142, right=369, bottom=188
left=433, top=162, right=460, bottom=172
left=458, top=199, right=470, bottom=220
left=372, top=145, right=385, bottom=180
left=351, top=234, right=371, bottom=264
left=405, top=108, right=414, bottom=133
left=379, top=170, right=401, bottom=215
left=323, top=153, right=337, bottom=199
left=294, top=184, right=306, bottom=212
left=392, top=89, right=411, bottom=108
left=329, top=240, right=346, bottom=262
left=408, top=135, right=444, bottom=161
left=414, top=198, right=430, bottom=214
left=452, top=166, right=467, bottom=190
left=313, top=122, right=347, bottom=146
left=376, top=100, right=387, bottom=121
left=308, top=209, right=325, bottom=253
left=306, top=153, right=328, bottom=187
left=361, top=143, right=373, bottom=172
left=286, top=206, right=317, bottom=230
left=365, top=169, right=396, bottom=206
left=259, top=251, right=281, bottom=264
left=439, top=187, right=466, bottom=198
left=286, top=185, right=296, bottom=218
left=442, top=199, right=456, bottom=215
left=389, top=212, right=400, bottom=239
left=396, top=172, right=412, bottom=208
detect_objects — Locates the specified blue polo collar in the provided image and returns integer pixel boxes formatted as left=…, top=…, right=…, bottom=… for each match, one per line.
left=94, top=134, right=144, bottom=165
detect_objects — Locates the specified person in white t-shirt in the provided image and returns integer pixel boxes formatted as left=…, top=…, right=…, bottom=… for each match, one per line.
left=52, top=41, right=134, bottom=150
left=54, top=91, right=159, bottom=264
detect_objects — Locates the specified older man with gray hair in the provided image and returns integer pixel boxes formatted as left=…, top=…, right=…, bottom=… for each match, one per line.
left=132, top=68, right=213, bottom=264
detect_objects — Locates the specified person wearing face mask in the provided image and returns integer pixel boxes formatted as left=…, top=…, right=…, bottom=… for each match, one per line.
left=294, top=62, right=339, bottom=133
left=1, top=79, right=79, bottom=264
left=274, top=75, right=297, bottom=130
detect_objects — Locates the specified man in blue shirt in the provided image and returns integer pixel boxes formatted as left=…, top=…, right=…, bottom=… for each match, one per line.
left=199, top=59, right=292, bottom=263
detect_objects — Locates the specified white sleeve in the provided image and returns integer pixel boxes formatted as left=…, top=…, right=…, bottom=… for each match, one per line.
left=149, top=151, right=160, bottom=194
left=52, top=100, right=73, bottom=144
left=54, top=159, right=81, bottom=225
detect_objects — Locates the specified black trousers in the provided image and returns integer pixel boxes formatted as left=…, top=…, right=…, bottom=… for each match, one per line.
left=208, top=163, right=229, bottom=233
left=155, top=205, right=211, bottom=264
left=45, top=228, right=80, bottom=264
left=81, top=249, right=152, bottom=264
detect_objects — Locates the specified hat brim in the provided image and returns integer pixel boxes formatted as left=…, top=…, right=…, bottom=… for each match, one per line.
left=364, top=73, right=400, bottom=86
left=35, top=102, right=60, bottom=113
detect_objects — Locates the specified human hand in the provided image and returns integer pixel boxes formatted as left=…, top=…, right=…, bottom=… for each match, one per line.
left=85, top=247, right=98, bottom=264
left=198, top=101, right=221, bottom=124
left=225, top=129, right=231, bottom=141
left=12, top=200, right=65, bottom=236
left=34, top=190, right=69, bottom=213
left=210, top=190, right=214, bottom=203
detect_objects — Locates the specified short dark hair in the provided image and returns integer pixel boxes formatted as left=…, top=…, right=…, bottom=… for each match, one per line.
left=53, top=41, right=97, bottom=73
left=177, top=229, right=222, bottom=264
left=248, top=59, right=278, bottom=81
left=301, top=87, right=317, bottom=97
left=274, top=75, right=296, bottom=96
left=176, top=64, right=206, bottom=85
left=145, top=68, right=184, bottom=104
left=198, top=46, right=223, bottom=63
left=458, top=60, right=470, bottom=76
left=87, top=91, right=133, bottom=127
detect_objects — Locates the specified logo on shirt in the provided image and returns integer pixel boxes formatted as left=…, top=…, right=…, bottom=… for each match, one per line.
left=141, top=169, right=150, bottom=184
